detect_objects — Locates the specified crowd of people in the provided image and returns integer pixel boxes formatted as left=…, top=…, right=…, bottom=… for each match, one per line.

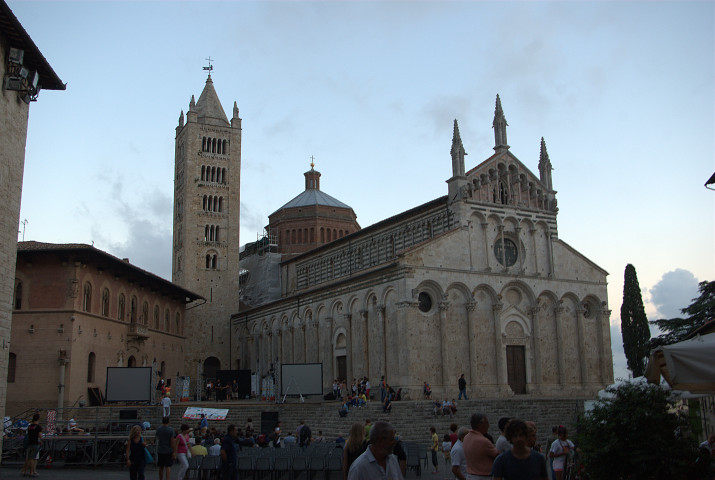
left=333, top=376, right=403, bottom=417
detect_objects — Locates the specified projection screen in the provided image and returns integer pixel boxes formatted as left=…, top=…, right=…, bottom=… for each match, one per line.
left=106, top=367, right=152, bottom=402
left=280, top=363, right=322, bottom=396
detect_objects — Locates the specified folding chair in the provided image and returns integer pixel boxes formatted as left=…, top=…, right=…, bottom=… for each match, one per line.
left=308, top=455, right=325, bottom=480
left=186, top=455, right=203, bottom=480
left=255, top=455, right=273, bottom=480
left=238, top=455, right=254, bottom=480
left=199, top=455, right=221, bottom=480
left=325, top=454, right=343, bottom=480
left=273, top=455, right=291, bottom=480
left=292, top=454, right=309, bottom=480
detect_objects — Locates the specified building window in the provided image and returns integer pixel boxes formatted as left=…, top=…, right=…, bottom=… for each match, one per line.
left=175, top=313, right=181, bottom=335
left=418, top=292, right=433, bottom=313
left=142, top=301, right=149, bottom=325
left=101, top=288, right=110, bottom=317
left=7, top=353, right=16, bottom=383
left=165, top=310, right=170, bottom=332
left=82, top=282, right=92, bottom=312
left=130, top=296, right=137, bottom=323
left=154, top=305, right=160, bottom=329
left=13, top=281, right=22, bottom=310
left=87, top=352, right=96, bottom=383
left=118, top=294, right=125, bottom=321
left=494, top=237, right=518, bottom=267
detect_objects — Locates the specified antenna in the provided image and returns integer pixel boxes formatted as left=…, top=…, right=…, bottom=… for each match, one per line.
left=19, top=219, right=28, bottom=241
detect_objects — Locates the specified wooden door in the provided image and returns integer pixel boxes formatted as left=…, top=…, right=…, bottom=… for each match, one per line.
left=506, top=345, right=526, bottom=394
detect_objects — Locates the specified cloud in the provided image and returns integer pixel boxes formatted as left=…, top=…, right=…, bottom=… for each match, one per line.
left=649, top=269, right=699, bottom=320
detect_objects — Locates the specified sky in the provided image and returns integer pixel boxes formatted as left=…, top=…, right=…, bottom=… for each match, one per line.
left=10, top=1, right=715, bottom=381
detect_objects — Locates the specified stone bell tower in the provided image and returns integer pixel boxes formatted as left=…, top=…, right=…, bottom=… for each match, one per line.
left=172, top=72, right=241, bottom=381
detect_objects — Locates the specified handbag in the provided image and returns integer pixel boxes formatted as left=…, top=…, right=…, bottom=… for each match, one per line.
left=180, top=434, right=192, bottom=458
left=144, top=447, right=154, bottom=464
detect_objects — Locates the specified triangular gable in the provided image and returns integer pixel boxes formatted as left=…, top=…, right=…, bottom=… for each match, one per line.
left=465, top=149, right=548, bottom=193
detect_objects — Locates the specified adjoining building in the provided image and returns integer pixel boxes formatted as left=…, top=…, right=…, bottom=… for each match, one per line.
left=7, top=242, right=202, bottom=418
left=0, top=0, right=65, bottom=446
left=234, top=96, right=613, bottom=399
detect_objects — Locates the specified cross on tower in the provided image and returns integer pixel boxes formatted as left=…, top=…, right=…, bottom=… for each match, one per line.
left=203, top=56, right=214, bottom=75
left=310, top=155, right=315, bottom=169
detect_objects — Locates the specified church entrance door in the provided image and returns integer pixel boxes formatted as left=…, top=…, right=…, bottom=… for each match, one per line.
left=506, top=346, right=526, bottom=394
left=336, top=356, right=346, bottom=382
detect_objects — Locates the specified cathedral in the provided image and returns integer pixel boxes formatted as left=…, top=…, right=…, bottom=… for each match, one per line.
left=175, top=76, right=613, bottom=399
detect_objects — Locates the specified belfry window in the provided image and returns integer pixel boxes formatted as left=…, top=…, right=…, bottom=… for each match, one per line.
left=101, top=288, right=110, bottom=317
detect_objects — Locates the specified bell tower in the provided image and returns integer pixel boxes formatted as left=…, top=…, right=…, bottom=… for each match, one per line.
left=172, top=72, right=242, bottom=379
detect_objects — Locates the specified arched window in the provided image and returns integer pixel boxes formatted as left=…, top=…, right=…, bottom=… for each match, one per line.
left=203, top=195, right=207, bottom=211
left=83, top=282, right=92, bottom=312
left=13, top=281, right=22, bottom=310
left=142, top=301, right=149, bottom=325
left=204, top=225, right=209, bottom=241
left=222, top=168, right=227, bottom=184
left=223, top=140, right=228, bottom=154
left=165, top=310, right=170, bottom=332
left=127, top=356, right=136, bottom=368
left=87, top=352, right=96, bottom=382
left=7, top=353, right=16, bottom=383
left=333, top=229, right=337, bottom=240
left=327, top=229, right=331, bottom=242
left=206, top=254, right=211, bottom=268
left=202, top=137, right=206, bottom=152
left=203, top=357, right=221, bottom=380
left=208, top=196, right=213, bottom=212
left=201, top=165, right=205, bottom=180
left=211, top=255, right=217, bottom=269
left=160, top=361, right=166, bottom=377
left=215, top=226, right=220, bottom=242
left=175, top=313, right=181, bottom=335
left=218, top=197, right=223, bottom=212
left=101, top=288, right=110, bottom=317
left=154, top=305, right=160, bottom=329
left=320, top=228, right=325, bottom=243
left=130, top=295, right=137, bottom=323
left=212, top=138, right=217, bottom=153
left=311, top=228, right=315, bottom=242
left=118, top=294, right=125, bottom=321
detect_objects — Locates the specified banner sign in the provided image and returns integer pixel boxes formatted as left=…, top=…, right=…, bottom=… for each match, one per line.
left=182, top=407, right=229, bottom=421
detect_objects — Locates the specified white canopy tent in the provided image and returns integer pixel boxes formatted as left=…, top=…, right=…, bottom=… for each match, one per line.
left=645, top=333, right=715, bottom=394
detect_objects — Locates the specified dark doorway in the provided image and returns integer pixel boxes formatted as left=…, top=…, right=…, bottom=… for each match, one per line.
left=506, top=345, right=526, bottom=394
left=336, top=356, right=347, bottom=382
left=204, top=357, right=221, bottom=379
left=127, top=356, right=136, bottom=368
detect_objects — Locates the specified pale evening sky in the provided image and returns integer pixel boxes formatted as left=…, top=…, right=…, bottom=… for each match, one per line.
left=9, top=1, right=715, bottom=381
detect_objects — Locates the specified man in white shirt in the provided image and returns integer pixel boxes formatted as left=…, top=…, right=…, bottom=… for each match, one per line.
left=348, top=421, right=404, bottom=480
left=161, top=394, right=172, bottom=417
left=450, top=427, right=469, bottom=480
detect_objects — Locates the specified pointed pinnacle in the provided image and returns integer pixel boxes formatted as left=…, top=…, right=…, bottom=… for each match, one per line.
left=452, top=119, right=461, bottom=143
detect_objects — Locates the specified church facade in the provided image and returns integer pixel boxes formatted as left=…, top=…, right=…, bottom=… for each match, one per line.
left=233, top=96, right=613, bottom=399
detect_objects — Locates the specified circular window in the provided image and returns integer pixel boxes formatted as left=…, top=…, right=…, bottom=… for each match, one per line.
left=418, top=292, right=432, bottom=313
left=494, top=238, right=518, bottom=267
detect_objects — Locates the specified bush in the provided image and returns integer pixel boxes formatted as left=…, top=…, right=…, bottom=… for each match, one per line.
left=576, top=381, right=698, bottom=479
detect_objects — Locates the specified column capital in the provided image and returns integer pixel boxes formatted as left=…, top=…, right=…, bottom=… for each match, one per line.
left=465, top=301, right=477, bottom=312
left=492, top=302, right=503, bottom=313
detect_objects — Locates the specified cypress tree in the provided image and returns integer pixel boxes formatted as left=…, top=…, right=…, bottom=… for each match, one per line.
left=620, top=264, right=651, bottom=377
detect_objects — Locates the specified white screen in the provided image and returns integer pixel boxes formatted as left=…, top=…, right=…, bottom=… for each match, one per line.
left=280, top=363, right=322, bottom=396
left=106, top=367, right=152, bottom=402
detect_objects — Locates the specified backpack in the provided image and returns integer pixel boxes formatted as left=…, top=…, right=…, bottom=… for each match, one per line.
left=300, top=426, right=311, bottom=445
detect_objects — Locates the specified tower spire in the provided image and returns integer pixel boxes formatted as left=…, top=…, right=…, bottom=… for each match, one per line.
left=539, top=137, right=553, bottom=190
left=493, top=94, right=509, bottom=151
left=450, top=119, right=466, bottom=177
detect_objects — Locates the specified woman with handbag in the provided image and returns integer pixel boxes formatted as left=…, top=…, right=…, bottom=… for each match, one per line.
left=175, top=424, right=192, bottom=479
left=126, top=425, right=147, bottom=480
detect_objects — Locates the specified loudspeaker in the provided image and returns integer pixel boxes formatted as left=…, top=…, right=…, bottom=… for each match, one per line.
left=260, top=411, right=279, bottom=435
left=119, top=409, right=138, bottom=420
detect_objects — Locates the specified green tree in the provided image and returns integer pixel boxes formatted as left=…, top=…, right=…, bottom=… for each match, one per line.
left=649, top=280, right=715, bottom=348
left=577, top=381, right=698, bottom=480
left=620, top=264, right=651, bottom=377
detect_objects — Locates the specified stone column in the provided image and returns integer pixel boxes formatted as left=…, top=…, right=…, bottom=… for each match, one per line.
left=395, top=301, right=414, bottom=386
left=300, top=323, right=307, bottom=363
left=528, top=306, right=541, bottom=393
left=493, top=302, right=506, bottom=389
left=514, top=226, right=523, bottom=272
left=599, top=308, right=612, bottom=383
left=359, top=309, right=369, bottom=377
left=344, top=313, right=352, bottom=381
left=311, top=319, right=319, bottom=363
left=465, top=300, right=477, bottom=392
left=530, top=228, right=539, bottom=275
left=554, top=306, right=566, bottom=386
left=378, top=305, right=387, bottom=382
left=246, top=335, right=254, bottom=372
left=276, top=329, right=283, bottom=366
left=481, top=222, right=491, bottom=271
left=438, top=298, right=449, bottom=392
left=575, top=306, right=587, bottom=386
left=325, top=316, right=333, bottom=381
left=287, top=326, right=294, bottom=363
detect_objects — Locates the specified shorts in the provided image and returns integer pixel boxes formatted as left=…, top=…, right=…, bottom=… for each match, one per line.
left=157, top=453, right=174, bottom=467
left=25, top=444, right=40, bottom=460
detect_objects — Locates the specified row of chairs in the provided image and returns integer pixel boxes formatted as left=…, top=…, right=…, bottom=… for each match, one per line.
left=185, top=455, right=222, bottom=480
left=237, top=453, right=343, bottom=480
